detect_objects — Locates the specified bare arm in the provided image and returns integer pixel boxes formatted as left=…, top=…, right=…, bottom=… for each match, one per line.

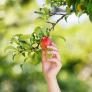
left=47, top=77, right=61, bottom=92
left=42, top=42, right=62, bottom=92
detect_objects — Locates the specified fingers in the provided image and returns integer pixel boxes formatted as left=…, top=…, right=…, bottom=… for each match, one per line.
left=47, top=45, right=58, bottom=51
left=41, top=42, right=56, bottom=51
left=47, top=50, right=60, bottom=61
left=42, top=42, right=57, bottom=62
left=51, top=42, right=56, bottom=47
left=47, top=44, right=60, bottom=60
left=47, top=50, right=58, bottom=54
left=47, top=43, right=62, bottom=66
left=42, top=41, right=61, bottom=64
left=47, top=58, right=62, bottom=68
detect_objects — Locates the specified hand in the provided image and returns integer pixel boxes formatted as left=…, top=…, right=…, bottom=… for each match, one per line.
left=42, top=42, right=62, bottom=81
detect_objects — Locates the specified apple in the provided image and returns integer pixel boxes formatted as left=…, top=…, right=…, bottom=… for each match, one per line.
left=40, top=36, right=52, bottom=50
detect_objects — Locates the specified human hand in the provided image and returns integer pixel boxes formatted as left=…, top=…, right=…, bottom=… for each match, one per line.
left=42, top=42, right=62, bottom=81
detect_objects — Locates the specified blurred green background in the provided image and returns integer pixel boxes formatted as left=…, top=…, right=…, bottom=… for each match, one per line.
left=0, top=0, right=92, bottom=92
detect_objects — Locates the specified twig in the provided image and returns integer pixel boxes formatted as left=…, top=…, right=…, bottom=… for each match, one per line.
left=34, top=11, right=66, bottom=16
left=50, top=12, right=66, bottom=16
left=34, top=10, right=67, bottom=31
left=48, top=14, right=67, bottom=31
left=34, top=11, right=43, bottom=15
left=47, top=21, right=55, bottom=25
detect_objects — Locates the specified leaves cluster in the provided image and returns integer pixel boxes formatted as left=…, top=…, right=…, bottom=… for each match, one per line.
left=46, top=0, right=92, bottom=21
left=8, top=27, right=50, bottom=65
left=8, top=0, right=92, bottom=65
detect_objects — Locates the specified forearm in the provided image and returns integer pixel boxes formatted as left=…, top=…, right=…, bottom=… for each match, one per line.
left=46, top=77, right=61, bottom=92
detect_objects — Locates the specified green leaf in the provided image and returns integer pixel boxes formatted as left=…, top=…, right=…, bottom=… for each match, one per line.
left=52, top=35, right=66, bottom=42
left=31, top=43, right=39, bottom=48
left=34, top=26, right=42, bottom=35
left=87, top=3, right=92, bottom=14
left=4, top=46, right=17, bottom=53
left=12, top=53, right=16, bottom=60
left=46, top=28, right=50, bottom=36
left=66, top=6, right=71, bottom=14
left=65, top=15, right=68, bottom=22
left=11, top=37, right=19, bottom=44
left=22, top=52, right=25, bottom=57
left=46, top=0, right=51, bottom=4
left=89, top=14, right=92, bottom=22
left=31, top=51, right=41, bottom=65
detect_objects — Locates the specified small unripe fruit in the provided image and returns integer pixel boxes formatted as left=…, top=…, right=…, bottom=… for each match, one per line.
left=77, top=4, right=82, bottom=12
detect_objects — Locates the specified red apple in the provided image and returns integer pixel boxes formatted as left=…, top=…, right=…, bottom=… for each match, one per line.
left=40, top=36, right=52, bottom=50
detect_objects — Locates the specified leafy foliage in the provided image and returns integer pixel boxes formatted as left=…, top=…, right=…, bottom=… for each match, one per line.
left=9, top=0, right=92, bottom=65
left=9, top=27, right=50, bottom=65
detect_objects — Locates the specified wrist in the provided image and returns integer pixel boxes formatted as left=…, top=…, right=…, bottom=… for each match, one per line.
left=46, top=76, right=57, bottom=83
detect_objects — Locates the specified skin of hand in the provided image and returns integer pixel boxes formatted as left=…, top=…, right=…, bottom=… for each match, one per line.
left=42, top=42, right=62, bottom=92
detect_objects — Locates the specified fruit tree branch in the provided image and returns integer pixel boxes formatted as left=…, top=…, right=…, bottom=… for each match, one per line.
left=47, top=14, right=67, bottom=31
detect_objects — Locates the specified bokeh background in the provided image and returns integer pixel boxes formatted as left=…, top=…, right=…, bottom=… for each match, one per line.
left=0, top=0, right=92, bottom=92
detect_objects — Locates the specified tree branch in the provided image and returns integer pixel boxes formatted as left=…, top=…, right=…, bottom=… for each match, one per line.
left=50, top=12, right=66, bottom=16
left=34, top=11, right=66, bottom=16
left=47, top=14, right=67, bottom=31
left=34, top=10, right=67, bottom=31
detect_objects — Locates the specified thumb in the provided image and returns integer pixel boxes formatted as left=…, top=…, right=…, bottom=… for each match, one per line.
left=42, top=50, right=47, bottom=63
